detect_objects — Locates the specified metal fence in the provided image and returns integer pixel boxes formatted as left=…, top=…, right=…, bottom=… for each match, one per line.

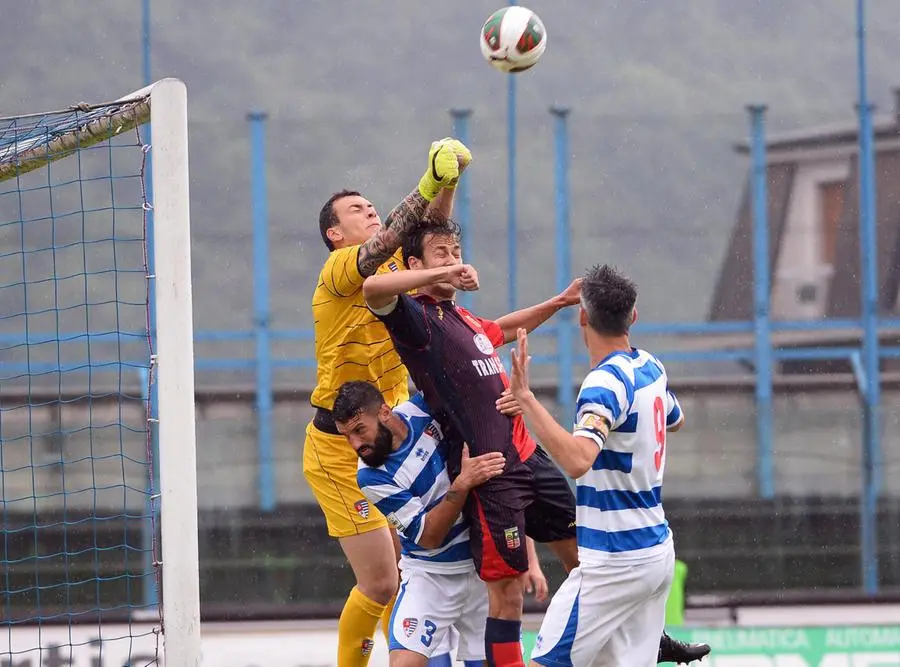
left=4, top=0, right=900, bottom=618
left=5, top=100, right=900, bottom=617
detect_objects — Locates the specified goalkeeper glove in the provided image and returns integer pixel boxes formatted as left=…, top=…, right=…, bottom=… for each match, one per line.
left=418, top=139, right=461, bottom=201
left=437, top=138, right=472, bottom=189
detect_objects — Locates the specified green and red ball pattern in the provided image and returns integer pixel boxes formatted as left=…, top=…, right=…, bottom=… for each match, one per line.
left=482, top=7, right=544, bottom=55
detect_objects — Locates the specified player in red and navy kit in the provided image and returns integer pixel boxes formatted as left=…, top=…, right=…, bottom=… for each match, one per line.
left=362, top=216, right=580, bottom=667
left=361, top=215, right=711, bottom=667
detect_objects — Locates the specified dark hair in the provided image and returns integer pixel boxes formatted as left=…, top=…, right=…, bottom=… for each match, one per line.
left=318, top=189, right=361, bottom=251
left=332, top=381, right=385, bottom=424
left=401, top=214, right=462, bottom=268
left=580, top=264, right=638, bottom=336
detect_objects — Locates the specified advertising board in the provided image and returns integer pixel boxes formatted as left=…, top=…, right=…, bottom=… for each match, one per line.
left=4, top=623, right=900, bottom=667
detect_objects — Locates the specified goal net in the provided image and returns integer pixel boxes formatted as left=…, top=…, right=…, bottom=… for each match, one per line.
left=0, top=79, right=200, bottom=666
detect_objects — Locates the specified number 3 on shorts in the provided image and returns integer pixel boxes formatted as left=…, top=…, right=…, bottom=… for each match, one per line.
left=420, top=620, right=437, bottom=647
left=653, top=395, right=665, bottom=471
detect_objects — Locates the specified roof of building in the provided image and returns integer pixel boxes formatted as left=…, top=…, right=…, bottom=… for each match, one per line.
left=733, top=89, right=900, bottom=154
left=733, top=113, right=899, bottom=154
left=710, top=88, right=900, bottom=330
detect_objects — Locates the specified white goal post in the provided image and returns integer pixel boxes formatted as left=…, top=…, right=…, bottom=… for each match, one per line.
left=150, top=77, right=203, bottom=667
left=0, top=77, right=201, bottom=666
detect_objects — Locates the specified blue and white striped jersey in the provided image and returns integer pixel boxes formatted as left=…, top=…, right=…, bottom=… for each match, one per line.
left=356, top=393, right=473, bottom=574
left=572, top=348, right=683, bottom=565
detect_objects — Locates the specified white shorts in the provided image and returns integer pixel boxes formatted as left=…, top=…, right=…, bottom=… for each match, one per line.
left=532, top=544, right=675, bottom=667
left=389, top=567, right=488, bottom=661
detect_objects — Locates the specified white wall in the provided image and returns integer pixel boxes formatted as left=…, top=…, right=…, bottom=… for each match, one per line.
left=771, top=159, right=850, bottom=320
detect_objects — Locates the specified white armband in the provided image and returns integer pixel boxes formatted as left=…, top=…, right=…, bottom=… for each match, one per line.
left=573, top=412, right=611, bottom=449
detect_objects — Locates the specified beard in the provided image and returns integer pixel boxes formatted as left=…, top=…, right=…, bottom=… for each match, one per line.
left=357, top=423, right=394, bottom=468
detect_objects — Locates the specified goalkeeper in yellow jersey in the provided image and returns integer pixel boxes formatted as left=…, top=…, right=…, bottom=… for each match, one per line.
left=303, top=138, right=470, bottom=667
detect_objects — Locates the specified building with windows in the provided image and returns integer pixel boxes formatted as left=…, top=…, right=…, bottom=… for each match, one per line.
left=705, top=90, right=900, bottom=373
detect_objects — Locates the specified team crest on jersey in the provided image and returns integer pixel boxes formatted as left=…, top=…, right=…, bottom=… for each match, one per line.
left=504, top=526, right=520, bottom=550
left=388, top=261, right=399, bottom=272
left=473, top=333, right=494, bottom=355
left=403, top=617, right=419, bottom=637
left=354, top=499, right=370, bottom=519
left=361, top=639, right=374, bottom=656
left=424, top=423, right=441, bottom=440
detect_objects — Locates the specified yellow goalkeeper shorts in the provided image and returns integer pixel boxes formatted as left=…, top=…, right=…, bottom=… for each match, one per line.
left=302, top=421, right=388, bottom=538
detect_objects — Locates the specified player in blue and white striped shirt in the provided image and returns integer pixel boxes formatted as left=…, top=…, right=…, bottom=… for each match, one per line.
left=571, top=345, right=680, bottom=564
left=333, top=381, right=506, bottom=667
left=510, top=264, right=709, bottom=667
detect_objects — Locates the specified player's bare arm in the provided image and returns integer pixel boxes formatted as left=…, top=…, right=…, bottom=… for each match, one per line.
left=357, top=190, right=430, bottom=277
left=668, top=415, right=685, bottom=432
left=522, top=537, right=549, bottom=602
left=363, top=263, right=479, bottom=310
left=357, top=138, right=470, bottom=278
left=494, top=278, right=583, bottom=344
left=416, top=444, right=504, bottom=549
left=509, top=327, right=599, bottom=478
left=666, top=388, right=686, bottom=432
left=495, top=388, right=523, bottom=417
left=428, top=188, right=456, bottom=219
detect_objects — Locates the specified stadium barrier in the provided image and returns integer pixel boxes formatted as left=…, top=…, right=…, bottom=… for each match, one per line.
left=6, top=615, right=900, bottom=667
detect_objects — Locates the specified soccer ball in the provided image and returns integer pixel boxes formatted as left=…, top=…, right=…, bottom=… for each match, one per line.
left=480, top=6, right=547, bottom=74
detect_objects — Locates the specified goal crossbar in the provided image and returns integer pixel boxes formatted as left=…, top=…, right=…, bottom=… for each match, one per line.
left=0, top=85, right=159, bottom=184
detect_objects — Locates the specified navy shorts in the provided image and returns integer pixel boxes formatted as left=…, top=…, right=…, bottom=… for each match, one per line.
left=466, top=446, right=577, bottom=582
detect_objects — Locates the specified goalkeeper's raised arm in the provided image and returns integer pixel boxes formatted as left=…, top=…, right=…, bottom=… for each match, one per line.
left=321, top=138, right=471, bottom=281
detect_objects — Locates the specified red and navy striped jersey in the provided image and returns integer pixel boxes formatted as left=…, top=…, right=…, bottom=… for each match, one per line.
left=373, top=294, right=537, bottom=475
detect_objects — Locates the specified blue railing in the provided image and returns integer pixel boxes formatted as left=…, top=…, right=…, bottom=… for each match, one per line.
left=5, top=3, right=896, bottom=592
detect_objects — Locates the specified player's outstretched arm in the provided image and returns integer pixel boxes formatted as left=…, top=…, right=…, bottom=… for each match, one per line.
left=356, top=190, right=430, bottom=278
left=356, top=139, right=465, bottom=277
left=428, top=188, right=456, bottom=219
left=417, top=445, right=504, bottom=549
left=509, top=328, right=599, bottom=479
left=426, top=138, right=472, bottom=219
left=494, top=278, right=583, bottom=344
left=363, top=264, right=479, bottom=311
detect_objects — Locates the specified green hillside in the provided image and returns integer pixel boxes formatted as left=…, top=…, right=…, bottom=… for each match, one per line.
left=3, top=0, right=900, bottom=378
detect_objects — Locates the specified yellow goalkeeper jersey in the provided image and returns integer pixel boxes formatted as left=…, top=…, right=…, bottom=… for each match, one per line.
left=310, top=245, right=410, bottom=411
